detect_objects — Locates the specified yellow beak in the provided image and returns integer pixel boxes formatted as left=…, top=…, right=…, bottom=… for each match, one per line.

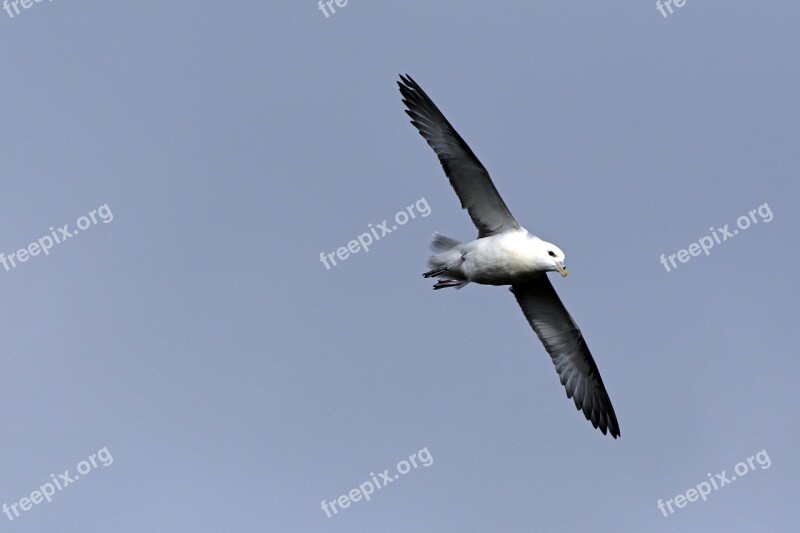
left=555, top=263, right=568, bottom=277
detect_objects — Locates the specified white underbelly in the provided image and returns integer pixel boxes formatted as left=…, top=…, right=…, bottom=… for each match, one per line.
left=460, top=233, right=542, bottom=285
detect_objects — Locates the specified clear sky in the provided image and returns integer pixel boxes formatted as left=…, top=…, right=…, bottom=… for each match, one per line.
left=1, top=1, right=798, bottom=531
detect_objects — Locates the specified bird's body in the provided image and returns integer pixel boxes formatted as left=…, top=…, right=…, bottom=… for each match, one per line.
left=426, top=229, right=566, bottom=286
left=399, top=74, right=621, bottom=438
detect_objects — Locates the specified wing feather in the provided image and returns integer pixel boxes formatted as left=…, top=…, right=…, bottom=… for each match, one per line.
left=511, top=275, right=620, bottom=438
left=398, top=75, right=520, bottom=237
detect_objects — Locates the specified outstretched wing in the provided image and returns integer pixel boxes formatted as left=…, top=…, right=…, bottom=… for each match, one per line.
left=511, top=275, right=620, bottom=438
left=398, top=74, right=520, bottom=238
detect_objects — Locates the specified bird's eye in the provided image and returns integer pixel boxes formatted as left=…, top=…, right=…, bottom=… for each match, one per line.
left=548, top=251, right=556, bottom=257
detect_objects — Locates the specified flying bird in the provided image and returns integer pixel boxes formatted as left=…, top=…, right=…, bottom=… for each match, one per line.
left=398, top=74, right=620, bottom=438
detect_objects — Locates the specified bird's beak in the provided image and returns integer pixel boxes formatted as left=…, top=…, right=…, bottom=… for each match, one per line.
left=555, top=263, right=568, bottom=277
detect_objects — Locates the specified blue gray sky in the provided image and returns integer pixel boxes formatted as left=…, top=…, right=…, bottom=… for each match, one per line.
left=1, top=1, right=798, bottom=531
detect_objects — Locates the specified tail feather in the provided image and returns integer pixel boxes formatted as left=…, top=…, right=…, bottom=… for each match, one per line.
left=429, top=232, right=463, bottom=253
left=424, top=232, right=468, bottom=290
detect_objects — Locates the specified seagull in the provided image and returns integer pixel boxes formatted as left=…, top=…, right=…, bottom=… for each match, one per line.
left=398, top=74, right=620, bottom=438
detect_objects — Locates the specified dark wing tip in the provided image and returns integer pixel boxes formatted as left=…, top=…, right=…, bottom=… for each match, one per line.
left=568, top=380, right=620, bottom=439
left=398, top=73, right=418, bottom=89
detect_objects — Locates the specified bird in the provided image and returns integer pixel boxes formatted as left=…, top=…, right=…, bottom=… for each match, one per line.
left=398, top=74, right=620, bottom=438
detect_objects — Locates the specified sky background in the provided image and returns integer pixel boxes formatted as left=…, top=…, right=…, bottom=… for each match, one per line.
left=1, top=1, right=798, bottom=531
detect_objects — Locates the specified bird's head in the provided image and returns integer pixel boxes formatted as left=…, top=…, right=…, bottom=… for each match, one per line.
left=535, top=239, right=568, bottom=277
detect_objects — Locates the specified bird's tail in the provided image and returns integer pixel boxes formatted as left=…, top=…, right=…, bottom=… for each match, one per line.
left=429, top=232, right=462, bottom=253
left=423, top=232, right=469, bottom=290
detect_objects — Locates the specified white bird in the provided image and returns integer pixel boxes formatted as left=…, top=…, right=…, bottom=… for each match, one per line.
left=399, top=75, right=620, bottom=438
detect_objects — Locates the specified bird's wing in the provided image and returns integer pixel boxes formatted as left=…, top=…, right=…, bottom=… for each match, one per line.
left=510, top=275, right=620, bottom=438
left=398, top=75, right=520, bottom=238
